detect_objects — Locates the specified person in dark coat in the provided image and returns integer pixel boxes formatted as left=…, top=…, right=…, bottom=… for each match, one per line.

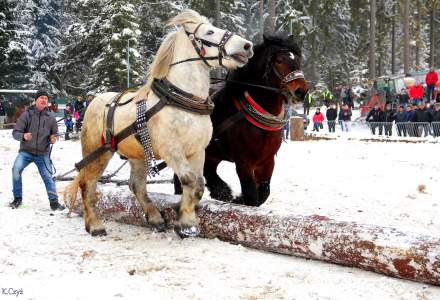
left=10, top=90, right=65, bottom=211
left=383, top=104, right=396, bottom=136
left=340, top=104, right=352, bottom=132
left=366, top=104, right=385, bottom=135
left=397, top=88, right=410, bottom=108
left=326, top=104, right=337, bottom=132
left=395, top=106, right=408, bottom=137
left=411, top=102, right=432, bottom=137
left=0, top=100, right=6, bottom=129
left=431, top=103, right=440, bottom=137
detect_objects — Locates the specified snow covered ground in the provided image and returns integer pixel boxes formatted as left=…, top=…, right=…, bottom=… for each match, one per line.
left=1, top=123, right=440, bottom=299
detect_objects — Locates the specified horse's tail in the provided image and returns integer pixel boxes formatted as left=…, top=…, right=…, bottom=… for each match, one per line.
left=63, top=174, right=81, bottom=217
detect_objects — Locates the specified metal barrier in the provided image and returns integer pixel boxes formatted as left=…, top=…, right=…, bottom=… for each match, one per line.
left=306, top=120, right=440, bottom=138
left=367, top=122, right=440, bottom=138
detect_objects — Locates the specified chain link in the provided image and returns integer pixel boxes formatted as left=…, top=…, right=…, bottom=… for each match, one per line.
left=136, top=100, right=159, bottom=179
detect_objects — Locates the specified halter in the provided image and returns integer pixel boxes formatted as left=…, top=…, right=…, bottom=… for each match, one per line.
left=170, top=23, right=234, bottom=68
left=263, top=51, right=305, bottom=101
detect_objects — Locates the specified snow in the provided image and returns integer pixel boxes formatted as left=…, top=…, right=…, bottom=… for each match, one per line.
left=1, top=121, right=440, bottom=299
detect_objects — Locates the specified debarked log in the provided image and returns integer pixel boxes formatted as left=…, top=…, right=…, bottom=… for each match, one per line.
left=75, top=191, right=440, bottom=286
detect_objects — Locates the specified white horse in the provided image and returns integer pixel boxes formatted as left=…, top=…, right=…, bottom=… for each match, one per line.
left=64, top=10, right=253, bottom=237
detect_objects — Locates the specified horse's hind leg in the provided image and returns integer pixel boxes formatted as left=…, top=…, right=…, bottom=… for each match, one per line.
left=128, top=159, right=166, bottom=232
left=255, top=157, right=275, bottom=206
left=204, top=158, right=233, bottom=202
left=80, top=152, right=113, bottom=236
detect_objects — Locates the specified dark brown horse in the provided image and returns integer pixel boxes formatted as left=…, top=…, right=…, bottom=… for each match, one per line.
left=175, top=34, right=308, bottom=206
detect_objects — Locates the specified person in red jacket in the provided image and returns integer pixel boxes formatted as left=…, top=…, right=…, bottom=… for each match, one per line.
left=425, top=67, right=438, bottom=101
left=408, top=81, right=425, bottom=105
left=312, top=108, right=325, bottom=132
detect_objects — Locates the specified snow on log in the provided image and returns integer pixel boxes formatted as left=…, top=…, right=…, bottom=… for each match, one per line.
left=73, top=191, right=440, bottom=286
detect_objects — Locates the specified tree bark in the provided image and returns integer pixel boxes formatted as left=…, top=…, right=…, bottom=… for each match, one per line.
left=404, top=0, right=410, bottom=74
left=73, top=191, right=440, bottom=286
left=391, top=14, right=396, bottom=74
left=259, top=0, right=264, bottom=43
left=430, top=1, right=435, bottom=67
left=369, top=0, right=376, bottom=80
left=415, top=0, right=421, bottom=69
left=266, top=0, right=276, bottom=34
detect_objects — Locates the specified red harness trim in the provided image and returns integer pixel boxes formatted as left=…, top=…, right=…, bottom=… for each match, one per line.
left=234, top=93, right=284, bottom=131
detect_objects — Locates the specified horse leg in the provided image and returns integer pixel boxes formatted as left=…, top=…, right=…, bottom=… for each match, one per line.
left=255, top=157, right=275, bottom=206
left=80, top=152, right=113, bottom=236
left=128, top=159, right=166, bottom=232
left=162, top=146, right=204, bottom=237
left=204, top=158, right=233, bottom=202
left=235, top=163, right=259, bottom=207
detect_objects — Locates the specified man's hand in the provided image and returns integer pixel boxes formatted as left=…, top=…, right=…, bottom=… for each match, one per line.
left=23, top=133, right=32, bottom=141
left=50, top=134, right=57, bottom=144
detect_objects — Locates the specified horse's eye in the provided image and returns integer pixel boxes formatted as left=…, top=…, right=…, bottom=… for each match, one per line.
left=206, top=30, right=214, bottom=35
left=275, top=58, right=283, bottom=64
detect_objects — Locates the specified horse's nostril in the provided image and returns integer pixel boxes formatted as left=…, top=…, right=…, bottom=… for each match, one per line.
left=244, top=43, right=252, bottom=50
left=295, top=88, right=306, bottom=99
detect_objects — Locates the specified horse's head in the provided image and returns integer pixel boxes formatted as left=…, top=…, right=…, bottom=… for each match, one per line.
left=169, top=10, right=253, bottom=70
left=263, top=34, right=308, bottom=104
left=182, top=22, right=254, bottom=69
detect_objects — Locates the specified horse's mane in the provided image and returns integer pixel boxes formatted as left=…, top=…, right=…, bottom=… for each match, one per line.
left=213, top=33, right=301, bottom=106
left=137, top=10, right=210, bottom=99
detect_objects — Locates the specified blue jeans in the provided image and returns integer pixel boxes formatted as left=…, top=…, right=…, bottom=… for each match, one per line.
left=427, top=84, right=436, bottom=100
left=12, top=151, right=58, bottom=201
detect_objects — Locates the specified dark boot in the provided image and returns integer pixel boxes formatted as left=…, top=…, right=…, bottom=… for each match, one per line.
left=50, top=201, right=65, bottom=211
left=10, top=197, right=22, bottom=209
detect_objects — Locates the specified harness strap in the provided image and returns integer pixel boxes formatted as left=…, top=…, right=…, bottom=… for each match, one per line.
left=214, top=111, right=244, bottom=137
left=105, top=93, right=123, bottom=150
left=75, top=144, right=113, bottom=171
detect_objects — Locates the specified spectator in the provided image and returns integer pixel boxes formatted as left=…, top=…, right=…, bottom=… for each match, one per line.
left=366, top=104, right=385, bottom=135
left=312, top=108, right=324, bottom=132
left=383, top=103, right=396, bottom=136
left=340, top=104, right=352, bottom=132
left=326, top=104, right=337, bottom=132
left=304, top=91, right=313, bottom=115
left=74, top=95, right=86, bottom=132
left=395, top=105, right=408, bottom=137
left=0, top=100, right=5, bottom=129
left=5, top=101, right=16, bottom=124
left=408, top=81, right=425, bottom=105
left=431, top=103, right=440, bottom=137
left=64, top=114, right=74, bottom=140
left=322, top=88, right=334, bottom=107
left=411, top=102, right=432, bottom=137
left=65, top=99, right=73, bottom=117
left=283, top=106, right=293, bottom=141
left=425, top=67, right=438, bottom=101
left=397, top=88, right=410, bottom=108
left=86, top=92, right=95, bottom=107
left=343, top=86, right=354, bottom=109
left=10, top=90, right=65, bottom=211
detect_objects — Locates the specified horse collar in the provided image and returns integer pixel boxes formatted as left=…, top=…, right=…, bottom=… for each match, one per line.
left=234, top=91, right=289, bottom=131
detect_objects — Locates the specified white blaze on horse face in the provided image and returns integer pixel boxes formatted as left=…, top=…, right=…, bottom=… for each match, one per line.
left=289, top=52, right=295, bottom=61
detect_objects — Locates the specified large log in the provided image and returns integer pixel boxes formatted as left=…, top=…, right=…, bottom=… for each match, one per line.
left=75, top=191, right=440, bottom=286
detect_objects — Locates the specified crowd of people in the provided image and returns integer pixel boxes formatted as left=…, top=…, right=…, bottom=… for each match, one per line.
left=63, top=93, right=95, bottom=139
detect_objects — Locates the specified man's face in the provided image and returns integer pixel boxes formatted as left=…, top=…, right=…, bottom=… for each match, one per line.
left=87, top=95, right=93, bottom=101
left=77, top=96, right=82, bottom=101
left=35, top=96, right=49, bottom=111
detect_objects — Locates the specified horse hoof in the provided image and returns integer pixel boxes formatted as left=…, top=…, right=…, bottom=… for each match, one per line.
left=90, top=229, right=107, bottom=237
left=174, top=225, right=200, bottom=238
left=150, top=222, right=168, bottom=233
left=232, top=196, right=245, bottom=205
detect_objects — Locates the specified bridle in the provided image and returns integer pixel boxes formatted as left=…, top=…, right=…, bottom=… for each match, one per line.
left=170, top=23, right=234, bottom=68
left=264, top=50, right=305, bottom=101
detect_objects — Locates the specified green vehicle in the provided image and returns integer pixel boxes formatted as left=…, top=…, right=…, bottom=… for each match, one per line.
left=375, top=68, right=440, bottom=100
